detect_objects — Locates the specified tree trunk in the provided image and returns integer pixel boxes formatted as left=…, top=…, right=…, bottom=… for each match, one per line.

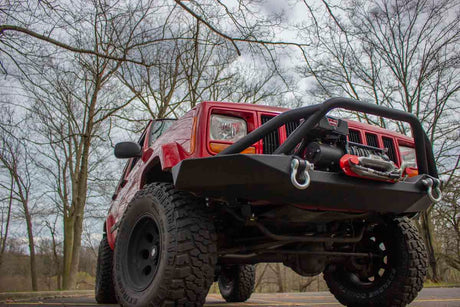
left=255, top=264, right=269, bottom=290
left=0, top=177, right=14, bottom=268
left=62, top=210, right=84, bottom=290
left=62, top=215, right=75, bottom=289
left=62, top=169, right=89, bottom=289
left=299, top=278, right=313, bottom=292
left=24, top=205, right=38, bottom=291
left=275, top=264, right=284, bottom=293
left=420, top=211, right=439, bottom=282
left=50, top=223, right=62, bottom=289
left=69, top=207, right=84, bottom=289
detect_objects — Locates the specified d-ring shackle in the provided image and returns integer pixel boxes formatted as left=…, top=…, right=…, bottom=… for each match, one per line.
left=290, top=158, right=313, bottom=190
left=421, top=177, right=442, bottom=203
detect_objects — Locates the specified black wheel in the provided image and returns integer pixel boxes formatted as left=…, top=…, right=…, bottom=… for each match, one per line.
left=113, top=183, right=217, bottom=307
left=218, top=265, right=255, bottom=303
left=95, top=235, right=117, bottom=304
left=324, top=217, right=427, bottom=307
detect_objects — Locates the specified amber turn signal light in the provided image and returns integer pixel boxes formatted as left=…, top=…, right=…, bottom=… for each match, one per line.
left=210, top=142, right=255, bottom=154
left=404, top=167, right=419, bottom=177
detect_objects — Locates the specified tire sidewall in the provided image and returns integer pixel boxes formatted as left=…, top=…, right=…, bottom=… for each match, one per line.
left=113, top=190, right=169, bottom=306
left=95, top=241, right=104, bottom=295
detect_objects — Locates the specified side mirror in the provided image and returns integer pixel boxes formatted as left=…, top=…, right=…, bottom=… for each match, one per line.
left=114, top=142, right=142, bottom=159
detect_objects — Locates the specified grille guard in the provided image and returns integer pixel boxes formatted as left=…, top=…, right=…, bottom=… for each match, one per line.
left=172, top=98, right=439, bottom=212
left=219, top=97, right=437, bottom=178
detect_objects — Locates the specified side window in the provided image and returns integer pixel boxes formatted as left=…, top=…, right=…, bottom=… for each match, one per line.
left=118, top=129, right=148, bottom=184
left=150, top=119, right=176, bottom=146
left=127, top=131, right=147, bottom=172
left=113, top=125, right=150, bottom=199
left=115, top=161, right=131, bottom=191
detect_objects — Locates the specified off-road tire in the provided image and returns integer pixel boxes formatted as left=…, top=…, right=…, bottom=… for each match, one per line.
left=113, top=182, right=217, bottom=307
left=324, top=217, right=427, bottom=307
left=95, top=235, right=117, bottom=304
left=218, top=265, right=255, bottom=302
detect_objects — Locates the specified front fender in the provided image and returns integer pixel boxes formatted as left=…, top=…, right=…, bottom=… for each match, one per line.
left=159, top=142, right=189, bottom=170
left=105, top=214, right=116, bottom=250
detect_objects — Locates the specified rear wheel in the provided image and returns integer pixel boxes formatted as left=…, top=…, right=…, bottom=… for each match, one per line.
left=324, top=217, right=427, bottom=307
left=95, top=235, right=116, bottom=304
left=218, top=264, right=255, bottom=303
left=113, top=183, right=217, bottom=307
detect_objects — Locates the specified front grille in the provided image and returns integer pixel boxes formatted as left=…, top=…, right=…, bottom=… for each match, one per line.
left=285, top=120, right=300, bottom=137
left=261, top=115, right=279, bottom=154
left=348, top=129, right=362, bottom=143
left=382, top=137, right=397, bottom=163
left=366, top=133, right=378, bottom=147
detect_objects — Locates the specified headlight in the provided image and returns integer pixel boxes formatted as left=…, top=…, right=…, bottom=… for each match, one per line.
left=210, top=114, right=247, bottom=142
left=399, top=145, right=417, bottom=167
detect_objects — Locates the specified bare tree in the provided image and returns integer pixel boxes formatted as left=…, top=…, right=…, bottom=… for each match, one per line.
left=432, top=156, right=460, bottom=277
left=298, top=0, right=460, bottom=281
left=0, top=108, right=38, bottom=290
left=0, top=172, right=14, bottom=268
left=9, top=0, right=167, bottom=288
left=117, top=10, right=286, bottom=123
left=44, top=217, right=63, bottom=289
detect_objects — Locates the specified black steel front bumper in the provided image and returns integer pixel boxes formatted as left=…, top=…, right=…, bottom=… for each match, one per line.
left=172, top=154, right=431, bottom=213
left=172, top=98, right=439, bottom=214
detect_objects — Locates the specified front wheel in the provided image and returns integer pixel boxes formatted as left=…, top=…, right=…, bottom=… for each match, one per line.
left=218, top=264, right=255, bottom=302
left=324, top=217, right=427, bottom=307
left=113, top=183, right=217, bottom=307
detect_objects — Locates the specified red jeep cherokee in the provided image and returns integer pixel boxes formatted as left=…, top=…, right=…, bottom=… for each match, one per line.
left=96, top=98, right=441, bottom=307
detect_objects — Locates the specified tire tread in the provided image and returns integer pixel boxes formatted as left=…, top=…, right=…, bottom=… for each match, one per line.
left=95, top=235, right=117, bottom=304
left=113, top=182, right=216, bottom=307
left=219, top=265, right=255, bottom=303
left=324, top=217, right=427, bottom=307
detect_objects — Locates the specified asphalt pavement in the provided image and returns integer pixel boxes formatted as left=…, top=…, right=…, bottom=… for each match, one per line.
left=1, top=288, right=459, bottom=306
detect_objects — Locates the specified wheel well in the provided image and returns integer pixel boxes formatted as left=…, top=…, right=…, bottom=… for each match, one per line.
left=142, top=158, right=173, bottom=187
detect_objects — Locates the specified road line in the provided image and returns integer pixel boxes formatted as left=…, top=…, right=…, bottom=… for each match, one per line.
left=4, top=304, right=109, bottom=306
left=3, top=303, right=118, bottom=306
left=205, top=302, right=341, bottom=306
left=249, top=298, right=338, bottom=305
left=253, top=296, right=335, bottom=300
left=415, top=298, right=460, bottom=302
left=204, top=297, right=460, bottom=307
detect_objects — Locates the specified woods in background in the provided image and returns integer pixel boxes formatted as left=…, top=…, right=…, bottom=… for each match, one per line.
left=1, top=0, right=459, bottom=291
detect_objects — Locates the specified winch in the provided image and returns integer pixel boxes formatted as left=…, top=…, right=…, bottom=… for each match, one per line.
left=340, top=154, right=401, bottom=182
left=302, top=117, right=402, bottom=182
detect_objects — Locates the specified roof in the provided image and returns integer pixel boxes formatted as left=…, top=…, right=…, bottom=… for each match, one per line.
left=201, top=101, right=290, bottom=113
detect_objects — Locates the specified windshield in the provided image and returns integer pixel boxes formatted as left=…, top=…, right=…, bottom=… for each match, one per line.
left=150, top=119, right=176, bottom=144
